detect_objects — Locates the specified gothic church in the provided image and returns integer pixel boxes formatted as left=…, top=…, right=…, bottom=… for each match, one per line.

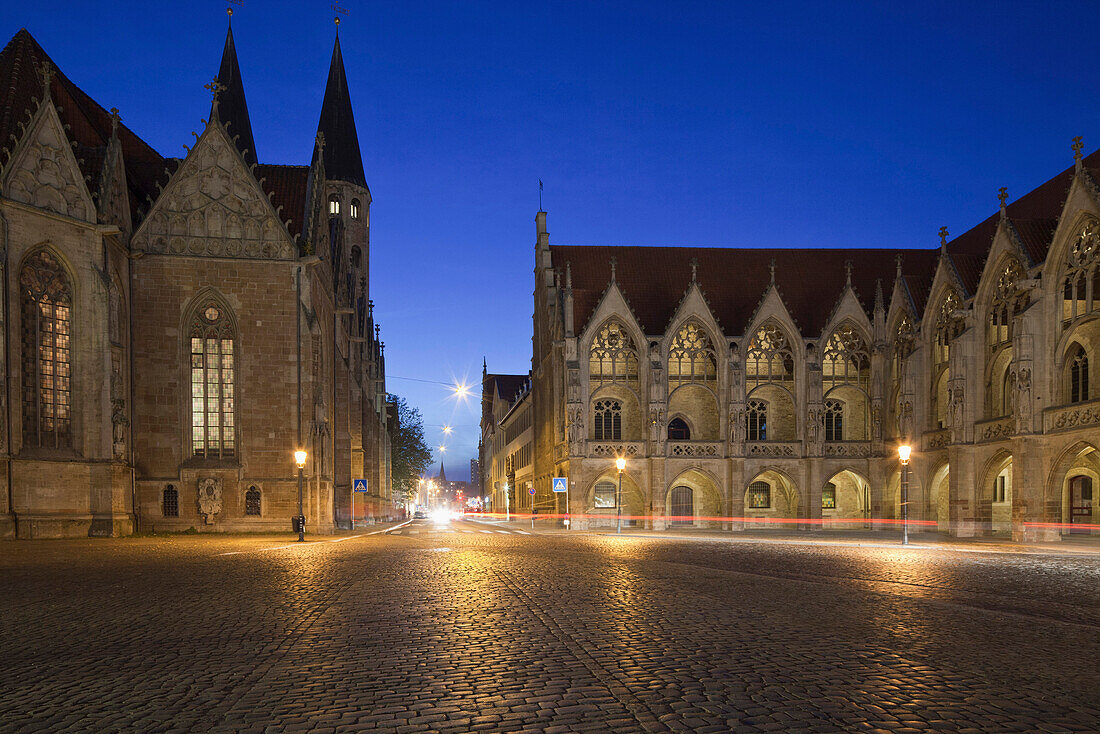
left=0, top=24, right=393, bottom=537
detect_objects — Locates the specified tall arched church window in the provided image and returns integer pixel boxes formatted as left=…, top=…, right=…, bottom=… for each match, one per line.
left=593, top=399, right=622, bottom=441
left=328, top=195, right=340, bottom=216
left=1062, top=217, right=1100, bottom=324
left=20, top=250, right=73, bottom=449
left=746, top=322, right=793, bottom=391
left=1068, top=345, right=1089, bottom=404
left=823, top=324, right=870, bottom=392
left=668, top=322, right=717, bottom=391
left=823, top=398, right=844, bottom=441
left=589, top=321, right=639, bottom=391
left=667, top=417, right=690, bottom=440
left=746, top=399, right=767, bottom=441
left=989, top=258, right=1027, bottom=350
left=190, top=302, right=237, bottom=458
left=350, top=199, right=360, bottom=219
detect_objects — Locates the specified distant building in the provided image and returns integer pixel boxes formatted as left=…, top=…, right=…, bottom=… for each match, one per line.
left=469, top=459, right=481, bottom=497
left=479, top=367, right=535, bottom=515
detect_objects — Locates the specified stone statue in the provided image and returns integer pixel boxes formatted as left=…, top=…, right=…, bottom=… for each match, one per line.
left=649, top=407, right=664, bottom=442
left=949, top=384, right=965, bottom=442
left=197, top=477, right=223, bottom=524
left=111, top=398, right=128, bottom=462
left=1015, top=367, right=1032, bottom=433
left=731, top=408, right=746, bottom=444
left=897, top=398, right=913, bottom=439
left=568, top=407, right=584, bottom=449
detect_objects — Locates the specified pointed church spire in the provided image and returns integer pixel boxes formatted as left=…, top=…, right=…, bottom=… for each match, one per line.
left=215, top=22, right=257, bottom=167
left=438, top=462, right=447, bottom=483
left=315, top=31, right=366, bottom=187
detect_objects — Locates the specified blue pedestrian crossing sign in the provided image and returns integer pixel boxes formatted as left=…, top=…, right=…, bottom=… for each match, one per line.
left=552, top=477, right=568, bottom=493
left=353, top=479, right=368, bottom=493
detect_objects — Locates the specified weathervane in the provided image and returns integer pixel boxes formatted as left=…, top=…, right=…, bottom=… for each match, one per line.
left=332, top=1, right=348, bottom=25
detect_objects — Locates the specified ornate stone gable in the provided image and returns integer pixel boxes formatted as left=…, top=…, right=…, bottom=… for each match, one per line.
left=131, top=122, right=296, bottom=259
left=96, top=119, right=133, bottom=239
left=2, top=99, right=95, bottom=222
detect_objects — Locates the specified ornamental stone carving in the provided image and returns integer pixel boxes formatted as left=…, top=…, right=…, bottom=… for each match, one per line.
left=1014, top=366, right=1032, bottom=434
left=197, top=477, right=223, bottom=524
left=130, top=124, right=295, bottom=260
left=3, top=101, right=94, bottom=222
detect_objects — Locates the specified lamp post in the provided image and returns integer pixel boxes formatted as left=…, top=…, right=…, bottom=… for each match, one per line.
left=616, top=456, right=626, bottom=534
left=294, top=449, right=307, bottom=542
left=898, top=444, right=911, bottom=545
left=503, top=481, right=510, bottom=522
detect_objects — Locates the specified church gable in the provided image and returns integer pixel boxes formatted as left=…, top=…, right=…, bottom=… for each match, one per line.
left=2, top=99, right=95, bottom=222
left=96, top=129, right=132, bottom=238
left=131, top=122, right=295, bottom=260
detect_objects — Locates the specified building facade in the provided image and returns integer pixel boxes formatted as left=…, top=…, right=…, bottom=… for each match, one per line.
left=479, top=370, right=539, bottom=517
left=0, top=25, right=393, bottom=537
left=528, top=147, right=1100, bottom=540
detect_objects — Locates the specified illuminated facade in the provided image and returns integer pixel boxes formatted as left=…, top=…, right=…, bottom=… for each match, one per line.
left=528, top=145, right=1100, bottom=540
left=0, top=26, right=393, bottom=537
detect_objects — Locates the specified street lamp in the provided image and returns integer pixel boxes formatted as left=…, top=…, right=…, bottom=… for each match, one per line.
left=503, top=481, right=510, bottom=522
left=294, top=449, right=308, bottom=542
left=616, top=456, right=626, bottom=534
left=898, top=444, right=911, bottom=545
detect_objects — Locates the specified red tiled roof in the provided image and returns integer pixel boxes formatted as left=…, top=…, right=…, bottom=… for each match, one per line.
left=555, top=245, right=939, bottom=337
left=256, top=164, right=309, bottom=240
left=0, top=29, right=171, bottom=228
left=481, top=373, right=528, bottom=427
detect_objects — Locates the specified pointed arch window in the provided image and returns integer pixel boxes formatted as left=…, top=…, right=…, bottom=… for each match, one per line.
left=934, top=289, right=964, bottom=366
left=1062, top=218, right=1100, bottom=325
left=823, top=324, right=870, bottom=392
left=891, top=312, right=916, bottom=381
left=989, top=258, right=1027, bottom=350
left=746, top=322, right=794, bottom=390
left=823, top=399, right=844, bottom=441
left=20, top=250, right=73, bottom=449
left=589, top=321, right=639, bottom=390
left=593, top=399, right=622, bottom=441
left=668, top=322, right=717, bottom=391
left=190, top=301, right=237, bottom=458
left=667, top=417, right=690, bottom=440
left=1068, top=345, right=1089, bottom=404
left=746, top=399, right=768, bottom=441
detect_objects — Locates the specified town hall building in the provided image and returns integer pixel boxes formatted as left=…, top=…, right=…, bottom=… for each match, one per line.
left=516, top=145, right=1100, bottom=540
left=0, top=23, right=394, bottom=537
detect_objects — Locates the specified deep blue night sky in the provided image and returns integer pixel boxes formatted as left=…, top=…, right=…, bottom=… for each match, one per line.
left=5, top=1, right=1099, bottom=480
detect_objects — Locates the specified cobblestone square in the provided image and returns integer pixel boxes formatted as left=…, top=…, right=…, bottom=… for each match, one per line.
left=3, top=521, right=1098, bottom=733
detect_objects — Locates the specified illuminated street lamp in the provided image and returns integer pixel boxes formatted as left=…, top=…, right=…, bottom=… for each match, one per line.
left=503, top=481, right=510, bottom=522
left=898, top=444, right=912, bottom=545
left=294, top=449, right=308, bottom=542
left=616, top=456, right=626, bottom=534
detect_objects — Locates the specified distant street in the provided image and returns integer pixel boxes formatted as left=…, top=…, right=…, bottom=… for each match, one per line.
left=3, top=520, right=1098, bottom=733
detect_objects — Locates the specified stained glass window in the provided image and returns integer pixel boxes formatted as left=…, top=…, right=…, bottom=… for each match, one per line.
left=191, top=302, right=236, bottom=458
left=20, top=250, right=72, bottom=449
left=594, top=481, right=616, bottom=508
left=822, top=482, right=837, bottom=510
left=747, top=399, right=767, bottom=441
left=748, top=481, right=771, bottom=509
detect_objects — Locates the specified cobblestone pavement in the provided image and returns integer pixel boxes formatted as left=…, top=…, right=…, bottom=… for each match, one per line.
left=3, top=519, right=1098, bottom=733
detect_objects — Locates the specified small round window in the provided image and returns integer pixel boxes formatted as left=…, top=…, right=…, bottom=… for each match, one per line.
left=204, top=306, right=220, bottom=322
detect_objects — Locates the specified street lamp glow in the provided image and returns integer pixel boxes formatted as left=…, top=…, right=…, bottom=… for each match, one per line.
left=438, top=445, right=447, bottom=453
left=897, top=444, right=911, bottom=545
left=453, top=382, right=470, bottom=398
left=898, top=444, right=912, bottom=465
left=443, top=425, right=453, bottom=434
left=616, top=457, right=626, bottom=473
left=294, top=449, right=307, bottom=469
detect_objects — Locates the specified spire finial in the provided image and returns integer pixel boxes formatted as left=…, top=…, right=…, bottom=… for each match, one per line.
left=874, top=278, right=885, bottom=310
left=768, top=258, right=776, bottom=286
left=109, top=107, right=120, bottom=138
left=227, top=6, right=233, bottom=19
left=204, top=77, right=226, bottom=116
left=690, top=258, right=698, bottom=284
left=1073, top=135, right=1085, bottom=172
left=938, top=226, right=949, bottom=249
left=565, top=260, right=572, bottom=290
left=998, top=187, right=1008, bottom=217
left=609, top=256, right=617, bottom=283
left=895, top=253, right=903, bottom=279
left=315, top=131, right=326, bottom=153
left=34, top=60, right=54, bottom=100
left=844, top=259, right=853, bottom=287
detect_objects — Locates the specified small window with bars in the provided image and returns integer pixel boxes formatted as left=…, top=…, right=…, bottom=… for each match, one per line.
left=163, top=485, right=179, bottom=517
left=245, top=486, right=261, bottom=516
left=748, top=481, right=771, bottom=509
left=594, top=481, right=617, bottom=508
left=822, top=482, right=837, bottom=510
